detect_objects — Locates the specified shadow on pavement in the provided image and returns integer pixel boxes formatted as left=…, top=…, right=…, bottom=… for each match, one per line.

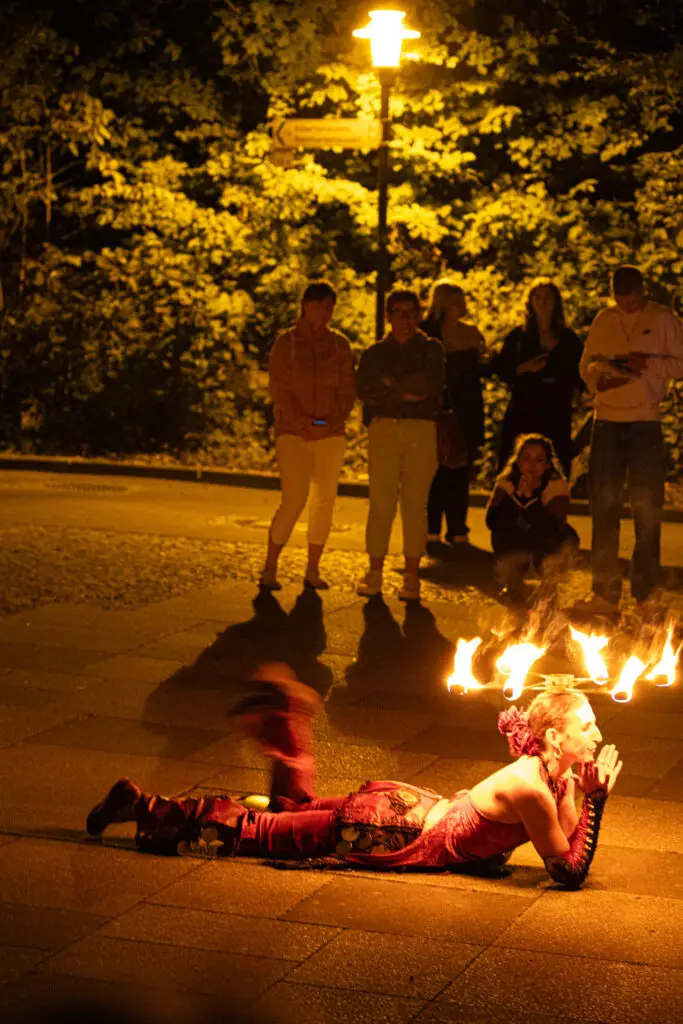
left=144, top=586, right=334, bottom=720
left=6, top=986, right=262, bottom=1024
left=343, top=596, right=454, bottom=703
left=420, top=541, right=497, bottom=595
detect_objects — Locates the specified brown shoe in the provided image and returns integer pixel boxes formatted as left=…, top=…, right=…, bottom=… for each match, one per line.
left=86, top=778, right=141, bottom=836
left=635, top=591, right=668, bottom=620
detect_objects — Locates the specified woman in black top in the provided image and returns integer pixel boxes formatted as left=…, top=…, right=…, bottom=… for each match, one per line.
left=486, top=433, right=579, bottom=600
left=421, top=281, right=485, bottom=543
left=490, top=278, right=583, bottom=476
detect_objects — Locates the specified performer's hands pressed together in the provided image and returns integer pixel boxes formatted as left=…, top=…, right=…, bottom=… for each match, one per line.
left=578, top=743, right=623, bottom=797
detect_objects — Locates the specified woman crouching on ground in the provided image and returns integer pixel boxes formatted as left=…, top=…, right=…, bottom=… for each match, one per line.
left=86, top=665, right=621, bottom=889
left=486, top=432, right=579, bottom=602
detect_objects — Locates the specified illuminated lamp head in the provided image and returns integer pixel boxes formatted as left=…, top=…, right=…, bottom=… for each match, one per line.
left=353, top=9, right=420, bottom=68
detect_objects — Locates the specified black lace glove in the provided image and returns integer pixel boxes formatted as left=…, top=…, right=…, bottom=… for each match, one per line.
left=544, top=792, right=607, bottom=889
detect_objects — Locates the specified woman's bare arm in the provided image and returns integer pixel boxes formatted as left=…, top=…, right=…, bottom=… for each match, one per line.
left=511, top=784, right=571, bottom=860
left=557, top=776, right=579, bottom=838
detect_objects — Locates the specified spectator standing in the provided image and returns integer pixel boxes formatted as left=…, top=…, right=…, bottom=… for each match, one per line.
left=573, top=266, right=683, bottom=616
left=422, top=280, right=485, bottom=544
left=486, top=433, right=578, bottom=602
left=356, top=289, right=445, bottom=601
left=261, top=281, right=356, bottom=591
left=490, top=278, right=583, bottom=476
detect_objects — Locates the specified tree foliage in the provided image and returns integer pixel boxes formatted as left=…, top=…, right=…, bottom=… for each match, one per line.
left=1, top=0, right=682, bottom=476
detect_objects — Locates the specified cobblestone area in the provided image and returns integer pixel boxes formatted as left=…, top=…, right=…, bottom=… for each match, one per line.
left=0, top=525, right=500, bottom=615
left=2, top=481, right=683, bottom=1024
left=5, top=523, right=683, bottom=625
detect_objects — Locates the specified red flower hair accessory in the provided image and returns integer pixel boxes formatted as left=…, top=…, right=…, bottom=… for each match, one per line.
left=498, top=706, right=542, bottom=758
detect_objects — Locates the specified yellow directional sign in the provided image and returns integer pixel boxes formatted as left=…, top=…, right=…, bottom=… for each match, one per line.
left=272, top=118, right=382, bottom=150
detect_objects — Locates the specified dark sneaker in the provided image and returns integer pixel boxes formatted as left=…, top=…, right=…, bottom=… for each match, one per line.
left=259, top=570, right=282, bottom=591
left=86, top=778, right=141, bottom=836
left=494, top=551, right=531, bottom=604
left=635, top=591, right=668, bottom=621
left=570, top=594, right=620, bottom=620
left=304, top=575, right=330, bottom=591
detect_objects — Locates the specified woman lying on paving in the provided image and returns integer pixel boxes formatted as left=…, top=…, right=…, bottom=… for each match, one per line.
left=86, top=663, right=622, bottom=889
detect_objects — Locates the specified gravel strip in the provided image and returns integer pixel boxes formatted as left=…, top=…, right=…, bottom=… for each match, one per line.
left=2, top=526, right=682, bottom=622
left=0, top=526, right=499, bottom=615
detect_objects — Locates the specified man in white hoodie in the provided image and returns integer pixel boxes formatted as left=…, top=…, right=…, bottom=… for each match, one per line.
left=574, top=266, right=683, bottom=616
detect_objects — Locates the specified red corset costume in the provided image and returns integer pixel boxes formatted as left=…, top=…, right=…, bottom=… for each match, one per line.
left=88, top=671, right=606, bottom=886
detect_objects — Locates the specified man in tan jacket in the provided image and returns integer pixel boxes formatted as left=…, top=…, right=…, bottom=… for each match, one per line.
left=574, top=266, right=683, bottom=617
left=261, top=280, right=356, bottom=591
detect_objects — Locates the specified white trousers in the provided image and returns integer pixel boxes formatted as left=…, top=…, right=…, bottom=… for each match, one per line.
left=366, top=418, right=438, bottom=559
left=270, top=434, right=346, bottom=547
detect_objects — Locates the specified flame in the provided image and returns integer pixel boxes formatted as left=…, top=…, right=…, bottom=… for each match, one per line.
left=646, top=629, right=679, bottom=688
left=611, top=656, right=646, bottom=703
left=496, top=642, right=546, bottom=701
left=570, top=627, right=610, bottom=685
left=447, top=637, right=484, bottom=694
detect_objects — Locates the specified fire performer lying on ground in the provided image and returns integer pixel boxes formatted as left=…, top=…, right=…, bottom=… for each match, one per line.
left=86, top=664, right=622, bottom=889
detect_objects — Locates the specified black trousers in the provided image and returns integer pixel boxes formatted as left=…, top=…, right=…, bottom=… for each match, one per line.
left=491, top=522, right=579, bottom=568
left=589, top=420, right=664, bottom=603
left=428, top=466, right=470, bottom=538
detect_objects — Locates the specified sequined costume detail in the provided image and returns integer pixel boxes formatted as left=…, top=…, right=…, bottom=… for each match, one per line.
left=341, top=790, right=530, bottom=870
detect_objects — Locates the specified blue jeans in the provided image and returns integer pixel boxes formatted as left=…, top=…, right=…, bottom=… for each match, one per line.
left=589, top=420, right=664, bottom=603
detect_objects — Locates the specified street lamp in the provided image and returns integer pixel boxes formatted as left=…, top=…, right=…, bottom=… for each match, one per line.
left=354, top=10, right=420, bottom=339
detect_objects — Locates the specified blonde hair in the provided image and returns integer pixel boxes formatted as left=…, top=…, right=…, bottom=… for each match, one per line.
left=499, top=687, right=587, bottom=758
left=527, top=689, right=586, bottom=746
left=426, top=280, right=465, bottom=326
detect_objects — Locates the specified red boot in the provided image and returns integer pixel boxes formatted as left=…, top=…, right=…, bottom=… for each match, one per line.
left=231, top=662, right=322, bottom=806
left=233, top=662, right=323, bottom=722
left=86, top=779, right=141, bottom=836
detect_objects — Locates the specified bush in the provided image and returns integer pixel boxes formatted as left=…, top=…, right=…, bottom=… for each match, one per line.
left=1, top=0, right=682, bottom=480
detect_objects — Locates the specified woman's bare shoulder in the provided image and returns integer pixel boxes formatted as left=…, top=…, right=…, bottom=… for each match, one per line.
left=501, top=757, right=548, bottom=798
left=470, top=758, right=549, bottom=823
left=472, top=757, right=539, bottom=795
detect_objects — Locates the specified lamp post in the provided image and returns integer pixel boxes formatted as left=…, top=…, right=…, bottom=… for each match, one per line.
left=353, top=10, right=420, bottom=339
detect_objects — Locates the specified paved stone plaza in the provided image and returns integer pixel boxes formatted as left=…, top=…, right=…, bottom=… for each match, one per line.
left=1, top=471, right=683, bottom=1024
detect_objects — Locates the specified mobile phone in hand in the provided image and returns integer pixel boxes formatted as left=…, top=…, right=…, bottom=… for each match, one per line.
left=607, top=357, right=640, bottom=379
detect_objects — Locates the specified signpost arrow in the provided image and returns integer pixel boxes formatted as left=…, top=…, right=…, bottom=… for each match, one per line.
left=271, top=118, right=382, bottom=151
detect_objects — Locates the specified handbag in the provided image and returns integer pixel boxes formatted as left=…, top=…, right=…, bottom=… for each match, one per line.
left=436, top=408, right=469, bottom=470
